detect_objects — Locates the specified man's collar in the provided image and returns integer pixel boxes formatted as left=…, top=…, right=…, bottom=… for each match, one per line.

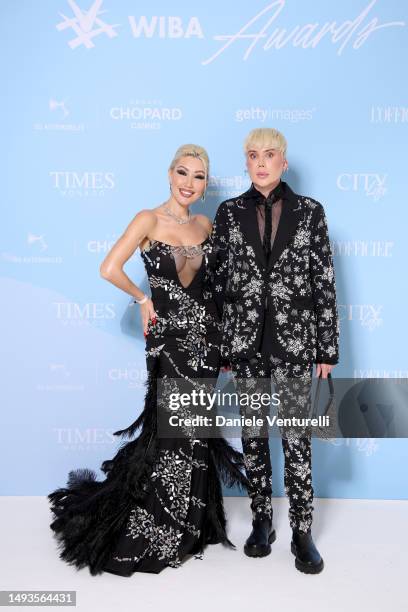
left=241, top=180, right=298, bottom=204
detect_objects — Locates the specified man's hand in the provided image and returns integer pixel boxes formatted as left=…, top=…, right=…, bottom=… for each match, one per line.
left=220, top=358, right=231, bottom=372
left=315, top=363, right=335, bottom=378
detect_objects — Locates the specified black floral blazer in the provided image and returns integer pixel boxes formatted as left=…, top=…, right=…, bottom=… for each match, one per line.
left=209, top=181, right=339, bottom=366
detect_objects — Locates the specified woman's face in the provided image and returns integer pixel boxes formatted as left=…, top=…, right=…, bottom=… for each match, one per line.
left=246, top=146, right=287, bottom=193
left=168, top=155, right=206, bottom=206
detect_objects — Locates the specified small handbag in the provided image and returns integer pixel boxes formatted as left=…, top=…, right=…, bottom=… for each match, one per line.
left=311, top=372, right=337, bottom=438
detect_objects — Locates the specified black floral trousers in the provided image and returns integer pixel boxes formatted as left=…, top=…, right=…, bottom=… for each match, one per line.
left=231, top=353, right=314, bottom=533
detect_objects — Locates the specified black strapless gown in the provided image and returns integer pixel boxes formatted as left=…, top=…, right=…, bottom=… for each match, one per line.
left=48, top=236, right=247, bottom=576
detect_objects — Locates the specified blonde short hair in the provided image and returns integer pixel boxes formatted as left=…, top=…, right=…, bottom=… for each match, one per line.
left=169, top=144, right=210, bottom=187
left=243, top=128, right=287, bottom=156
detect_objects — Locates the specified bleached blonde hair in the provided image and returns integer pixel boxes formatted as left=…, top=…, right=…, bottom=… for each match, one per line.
left=243, top=128, right=287, bottom=156
left=169, top=144, right=210, bottom=188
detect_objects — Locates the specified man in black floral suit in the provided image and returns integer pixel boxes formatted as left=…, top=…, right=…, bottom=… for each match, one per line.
left=211, top=128, right=339, bottom=574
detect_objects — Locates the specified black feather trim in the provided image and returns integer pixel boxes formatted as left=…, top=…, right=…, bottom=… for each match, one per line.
left=208, top=437, right=249, bottom=491
left=47, top=357, right=160, bottom=575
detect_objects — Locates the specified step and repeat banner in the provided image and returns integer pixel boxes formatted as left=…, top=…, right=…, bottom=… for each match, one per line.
left=2, top=0, right=407, bottom=498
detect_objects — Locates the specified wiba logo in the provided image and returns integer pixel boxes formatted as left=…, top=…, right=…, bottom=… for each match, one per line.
left=128, top=15, right=203, bottom=39
left=56, top=0, right=119, bottom=49
left=56, top=1, right=405, bottom=58
left=57, top=1, right=202, bottom=48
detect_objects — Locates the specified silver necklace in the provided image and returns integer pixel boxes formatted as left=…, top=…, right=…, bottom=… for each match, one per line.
left=164, top=206, right=191, bottom=225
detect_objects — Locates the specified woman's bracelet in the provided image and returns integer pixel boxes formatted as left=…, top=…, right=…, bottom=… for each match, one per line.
left=133, top=294, right=148, bottom=305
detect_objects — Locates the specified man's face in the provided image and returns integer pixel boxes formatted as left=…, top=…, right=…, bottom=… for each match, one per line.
left=246, top=146, right=287, bottom=194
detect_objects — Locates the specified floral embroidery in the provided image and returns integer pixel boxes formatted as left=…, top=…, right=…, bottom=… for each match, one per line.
left=210, top=191, right=339, bottom=365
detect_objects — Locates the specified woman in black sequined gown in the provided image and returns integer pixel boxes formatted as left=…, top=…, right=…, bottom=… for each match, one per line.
left=48, top=144, right=247, bottom=576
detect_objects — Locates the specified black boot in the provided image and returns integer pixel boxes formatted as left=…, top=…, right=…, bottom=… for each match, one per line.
left=244, top=495, right=275, bottom=558
left=291, top=529, right=324, bottom=574
left=244, top=517, right=276, bottom=557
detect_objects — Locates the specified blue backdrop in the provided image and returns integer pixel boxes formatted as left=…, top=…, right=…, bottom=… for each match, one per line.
left=2, top=0, right=408, bottom=498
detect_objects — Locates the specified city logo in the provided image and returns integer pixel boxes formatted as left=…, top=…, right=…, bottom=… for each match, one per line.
left=326, top=438, right=379, bottom=456
left=336, top=173, right=387, bottom=201
left=56, top=0, right=120, bottom=49
left=338, top=304, right=383, bottom=331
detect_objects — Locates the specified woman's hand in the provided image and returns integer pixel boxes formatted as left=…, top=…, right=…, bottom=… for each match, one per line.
left=139, top=298, right=157, bottom=337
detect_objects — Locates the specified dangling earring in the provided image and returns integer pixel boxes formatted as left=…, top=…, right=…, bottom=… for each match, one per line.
left=202, top=190, right=206, bottom=201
